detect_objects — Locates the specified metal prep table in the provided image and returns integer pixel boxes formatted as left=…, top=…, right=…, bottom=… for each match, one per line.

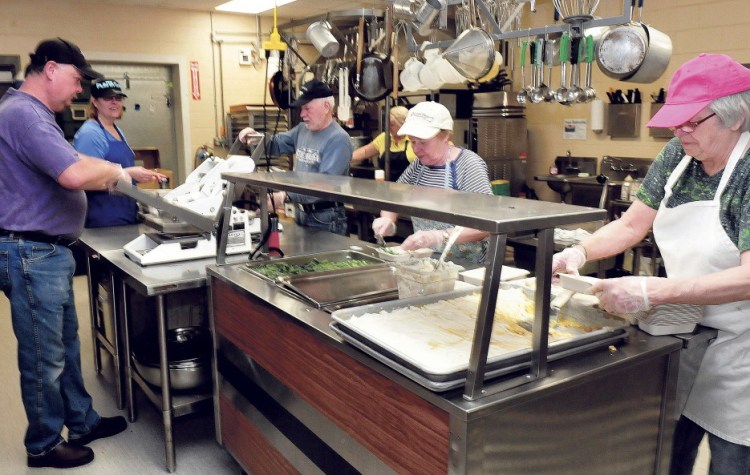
left=210, top=172, right=683, bottom=474
left=78, top=224, right=151, bottom=410
left=82, top=222, right=365, bottom=472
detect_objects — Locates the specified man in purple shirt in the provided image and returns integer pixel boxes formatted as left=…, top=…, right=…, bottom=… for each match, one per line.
left=0, top=38, right=131, bottom=469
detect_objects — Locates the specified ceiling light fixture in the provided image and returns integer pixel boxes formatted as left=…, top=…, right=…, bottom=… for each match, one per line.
left=215, top=0, right=296, bottom=15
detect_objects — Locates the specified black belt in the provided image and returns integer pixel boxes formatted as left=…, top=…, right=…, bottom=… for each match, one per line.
left=298, top=201, right=342, bottom=213
left=0, top=229, right=78, bottom=247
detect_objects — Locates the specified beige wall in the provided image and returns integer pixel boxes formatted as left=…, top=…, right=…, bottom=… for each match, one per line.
left=4, top=0, right=749, bottom=195
left=521, top=0, right=750, bottom=201
left=1, top=0, right=280, bottom=180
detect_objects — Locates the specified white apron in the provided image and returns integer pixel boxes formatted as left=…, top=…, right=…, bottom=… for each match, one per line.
left=652, top=131, right=750, bottom=445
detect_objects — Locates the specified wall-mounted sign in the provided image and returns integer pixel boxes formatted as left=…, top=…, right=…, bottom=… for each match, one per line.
left=563, top=118, right=587, bottom=140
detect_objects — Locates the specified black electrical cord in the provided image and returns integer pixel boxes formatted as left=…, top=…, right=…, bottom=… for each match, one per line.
left=248, top=212, right=283, bottom=260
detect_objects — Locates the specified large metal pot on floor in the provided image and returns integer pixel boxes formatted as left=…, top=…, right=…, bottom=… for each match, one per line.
left=132, top=326, right=211, bottom=391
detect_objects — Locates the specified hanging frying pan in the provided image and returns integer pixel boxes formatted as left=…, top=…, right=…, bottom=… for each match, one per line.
left=269, top=71, right=290, bottom=109
left=351, top=10, right=394, bottom=102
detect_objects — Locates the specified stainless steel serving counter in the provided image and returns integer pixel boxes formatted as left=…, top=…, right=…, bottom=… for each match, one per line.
left=211, top=172, right=682, bottom=474
left=209, top=258, right=682, bottom=474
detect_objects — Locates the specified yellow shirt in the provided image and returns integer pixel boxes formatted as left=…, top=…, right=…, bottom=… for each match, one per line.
left=371, top=132, right=416, bottom=162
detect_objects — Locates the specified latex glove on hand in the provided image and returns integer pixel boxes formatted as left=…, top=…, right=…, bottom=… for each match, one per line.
left=591, top=276, right=655, bottom=315
left=402, top=229, right=444, bottom=251
left=552, top=246, right=587, bottom=276
left=372, top=217, right=396, bottom=237
left=238, top=127, right=260, bottom=145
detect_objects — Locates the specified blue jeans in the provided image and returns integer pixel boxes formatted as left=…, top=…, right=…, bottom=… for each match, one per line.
left=295, top=206, right=348, bottom=236
left=671, top=415, right=750, bottom=475
left=0, top=238, right=99, bottom=455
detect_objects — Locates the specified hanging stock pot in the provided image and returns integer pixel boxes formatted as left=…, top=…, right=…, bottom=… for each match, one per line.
left=595, top=0, right=671, bottom=83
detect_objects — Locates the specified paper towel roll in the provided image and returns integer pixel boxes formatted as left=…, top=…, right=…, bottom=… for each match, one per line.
left=591, top=99, right=604, bottom=133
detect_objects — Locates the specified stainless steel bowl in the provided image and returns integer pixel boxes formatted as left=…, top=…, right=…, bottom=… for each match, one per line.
left=131, top=326, right=211, bottom=391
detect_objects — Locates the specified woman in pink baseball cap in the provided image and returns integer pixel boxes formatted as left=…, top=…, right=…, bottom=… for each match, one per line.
left=553, top=53, right=750, bottom=474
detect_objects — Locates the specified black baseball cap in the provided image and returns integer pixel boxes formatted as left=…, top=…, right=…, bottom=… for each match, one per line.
left=290, top=79, right=333, bottom=107
left=91, top=79, right=128, bottom=98
left=29, top=38, right=102, bottom=80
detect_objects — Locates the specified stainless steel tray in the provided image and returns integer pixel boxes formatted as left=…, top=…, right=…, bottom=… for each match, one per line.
left=330, top=288, right=629, bottom=389
left=241, top=250, right=383, bottom=282
left=279, top=265, right=398, bottom=309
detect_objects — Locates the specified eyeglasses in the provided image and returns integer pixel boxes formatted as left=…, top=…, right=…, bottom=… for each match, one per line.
left=100, top=96, right=123, bottom=102
left=672, top=113, right=716, bottom=133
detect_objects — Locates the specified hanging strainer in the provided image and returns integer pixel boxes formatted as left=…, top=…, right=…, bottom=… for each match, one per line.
left=553, top=0, right=600, bottom=23
left=443, top=0, right=495, bottom=80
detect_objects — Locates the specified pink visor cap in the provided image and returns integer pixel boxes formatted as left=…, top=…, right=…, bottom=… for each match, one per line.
left=647, top=53, right=750, bottom=128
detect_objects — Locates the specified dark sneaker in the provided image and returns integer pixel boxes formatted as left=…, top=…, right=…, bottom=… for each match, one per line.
left=68, top=416, right=127, bottom=446
left=27, top=442, right=94, bottom=468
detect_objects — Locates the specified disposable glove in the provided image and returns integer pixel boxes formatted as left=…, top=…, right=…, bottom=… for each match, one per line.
left=592, top=276, right=654, bottom=315
left=238, top=127, right=261, bottom=144
left=372, top=217, right=396, bottom=237
left=551, top=246, right=587, bottom=276
left=402, top=229, right=445, bottom=251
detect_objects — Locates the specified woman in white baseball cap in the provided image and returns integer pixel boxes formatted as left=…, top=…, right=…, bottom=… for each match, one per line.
left=371, top=101, right=493, bottom=264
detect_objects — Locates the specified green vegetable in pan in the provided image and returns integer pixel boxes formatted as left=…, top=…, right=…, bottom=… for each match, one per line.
left=252, top=259, right=372, bottom=279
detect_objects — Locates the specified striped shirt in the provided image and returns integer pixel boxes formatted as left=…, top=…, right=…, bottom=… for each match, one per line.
left=397, top=148, right=492, bottom=194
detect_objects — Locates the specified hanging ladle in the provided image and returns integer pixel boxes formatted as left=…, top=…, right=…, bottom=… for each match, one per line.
left=544, top=36, right=556, bottom=102
left=554, top=32, right=570, bottom=104
left=581, top=34, right=597, bottom=102
left=564, top=36, right=583, bottom=104
left=530, top=38, right=547, bottom=103
left=516, top=40, right=529, bottom=104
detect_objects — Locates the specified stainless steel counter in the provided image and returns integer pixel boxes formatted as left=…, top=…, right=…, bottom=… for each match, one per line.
left=209, top=260, right=683, bottom=474
left=211, top=172, right=681, bottom=474
left=78, top=221, right=361, bottom=472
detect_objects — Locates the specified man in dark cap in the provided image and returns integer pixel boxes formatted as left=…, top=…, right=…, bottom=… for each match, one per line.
left=238, top=79, right=352, bottom=235
left=0, top=38, right=129, bottom=469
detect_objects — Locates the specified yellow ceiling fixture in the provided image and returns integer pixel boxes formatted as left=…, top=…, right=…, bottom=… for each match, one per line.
left=215, top=0, right=295, bottom=15
left=263, top=1, right=288, bottom=52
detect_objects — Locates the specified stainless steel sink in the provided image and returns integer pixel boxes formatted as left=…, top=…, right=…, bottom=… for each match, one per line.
left=535, top=173, right=605, bottom=205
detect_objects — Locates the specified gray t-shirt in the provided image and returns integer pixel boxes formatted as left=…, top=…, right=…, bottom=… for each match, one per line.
left=268, top=120, right=352, bottom=204
left=0, top=89, right=86, bottom=238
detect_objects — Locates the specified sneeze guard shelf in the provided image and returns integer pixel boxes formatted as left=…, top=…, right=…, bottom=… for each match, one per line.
left=217, top=171, right=606, bottom=400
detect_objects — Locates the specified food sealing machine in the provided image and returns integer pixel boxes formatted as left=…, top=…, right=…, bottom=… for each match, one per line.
left=116, top=136, right=265, bottom=266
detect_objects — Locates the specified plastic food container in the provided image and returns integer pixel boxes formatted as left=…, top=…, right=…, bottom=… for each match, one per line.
left=375, top=246, right=433, bottom=262
left=395, top=258, right=462, bottom=299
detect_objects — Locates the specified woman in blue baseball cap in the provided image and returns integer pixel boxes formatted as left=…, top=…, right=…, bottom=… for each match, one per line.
left=73, top=78, right=166, bottom=227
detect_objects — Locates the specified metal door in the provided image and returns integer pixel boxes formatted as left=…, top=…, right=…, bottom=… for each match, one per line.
left=91, top=63, right=178, bottom=180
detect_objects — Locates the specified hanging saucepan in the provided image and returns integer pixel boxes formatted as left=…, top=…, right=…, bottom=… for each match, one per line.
left=351, top=12, right=394, bottom=102
left=595, top=0, right=671, bottom=83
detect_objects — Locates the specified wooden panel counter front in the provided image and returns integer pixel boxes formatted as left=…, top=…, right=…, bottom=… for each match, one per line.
left=209, top=263, right=682, bottom=475
left=212, top=276, right=449, bottom=474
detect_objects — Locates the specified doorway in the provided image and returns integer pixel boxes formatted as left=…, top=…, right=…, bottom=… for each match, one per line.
left=91, top=63, right=178, bottom=178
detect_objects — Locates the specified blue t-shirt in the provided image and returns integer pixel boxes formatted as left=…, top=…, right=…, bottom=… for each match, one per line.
left=268, top=120, right=352, bottom=204
left=73, top=119, right=138, bottom=227
left=0, top=89, right=86, bottom=238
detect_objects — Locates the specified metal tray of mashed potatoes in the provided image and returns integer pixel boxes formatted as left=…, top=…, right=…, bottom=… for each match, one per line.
left=241, top=250, right=385, bottom=282
left=329, top=287, right=629, bottom=391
